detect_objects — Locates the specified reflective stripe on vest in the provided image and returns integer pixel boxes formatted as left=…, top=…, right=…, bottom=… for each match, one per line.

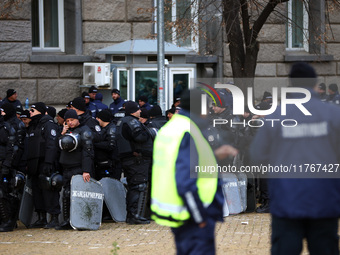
left=151, top=114, right=218, bottom=228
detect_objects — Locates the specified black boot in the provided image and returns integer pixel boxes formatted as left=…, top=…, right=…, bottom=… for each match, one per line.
left=55, top=197, right=72, bottom=230
left=44, top=214, right=59, bottom=229
left=255, top=200, right=270, bottom=213
left=0, top=219, right=17, bottom=232
left=30, top=212, right=47, bottom=228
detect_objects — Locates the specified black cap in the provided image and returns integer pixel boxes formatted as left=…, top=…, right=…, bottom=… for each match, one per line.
left=319, top=83, right=326, bottom=91
left=111, top=89, right=120, bottom=95
left=289, top=62, right=317, bottom=87
left=96, top=109, right=112, bottom=122
left=140, top=108, right=149, bottom=118
left=262, top=91, right=272, bottom=101
left=31, top=102, right=47, bottom=115
left=20, top=110, right=30, bottom=119
left=71, top=97, right=86, bottom=112
left=6, top=89, right=16, bottom=98
left=82, top=92, right=90, bottom=99
left=57, top=108, right=68, bottom=119
left=46, top=106, right=56, bottom=119
left=148, top=105, right=162, bottom=117
left=1, top=103, right=16, bottom=120
left=138, top=95, right=148, bottom=103
left=64, top=109, right=79, bottom=120
left=124, top=101, right=140, bottom=115
left=167, top=106, right=176, bottom=114
left=89, top=86, right=98, bottom=93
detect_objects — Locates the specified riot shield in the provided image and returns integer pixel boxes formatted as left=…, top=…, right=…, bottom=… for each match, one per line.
left=235, top=172, right=247, bottom=212
left=221, top=173, right=243, bottom=215
left=19, top=177, right=38, bottom=228
left=70, top=175, right=104, bottom=230
left=99, top=177, right=127, bottom=222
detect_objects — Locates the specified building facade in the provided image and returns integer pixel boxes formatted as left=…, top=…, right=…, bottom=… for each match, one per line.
left=0, top=0, right=339, bottom=106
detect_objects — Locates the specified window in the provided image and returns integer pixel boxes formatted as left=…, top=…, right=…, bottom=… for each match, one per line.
left=134, top=70, right=158, bottom=105
left=286, top=0, right=309, bottom=51
left=32, top=0, right=65, bottom=52
left=155, top=0, right=198, bottom=51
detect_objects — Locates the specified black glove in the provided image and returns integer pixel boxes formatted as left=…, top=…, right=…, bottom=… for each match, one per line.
left=42, top=163, right=54, bottom=176
left=1, top=166, right=10, bottom=175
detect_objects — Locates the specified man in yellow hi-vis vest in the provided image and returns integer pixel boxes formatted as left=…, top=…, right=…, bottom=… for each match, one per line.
left=151, top=89, right=238, bottom=255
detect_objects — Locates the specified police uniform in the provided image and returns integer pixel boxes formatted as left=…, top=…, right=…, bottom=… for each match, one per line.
left=57, top=111, right=94, bottom=230
left=26, top=104, right=61, bottom=229
left=251, top=63, right=340, bottom=255
left=93, top=121, right=120, bottom=180
left=115, top=102, right=152, bottom=224
left=0, top=112, right=19, bottom=232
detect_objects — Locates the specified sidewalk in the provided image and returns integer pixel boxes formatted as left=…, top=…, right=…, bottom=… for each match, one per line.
left=0, top=213, right=312, bottom=255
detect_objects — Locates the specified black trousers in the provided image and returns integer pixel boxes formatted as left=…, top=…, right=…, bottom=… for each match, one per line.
left=271, top=216, right=339, bottom=255
left=121, top=157, right=151, bottom=216
left=31, top=164, right=61, bottom=215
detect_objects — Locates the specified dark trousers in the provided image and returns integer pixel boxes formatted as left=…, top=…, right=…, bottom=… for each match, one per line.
left=31, top=164, right=60, bottom=215
left=121, top=157, right=150, bottom=217
left=271, top=216, right=339, bottom=255
left=171, top=218, right=216, bottom=255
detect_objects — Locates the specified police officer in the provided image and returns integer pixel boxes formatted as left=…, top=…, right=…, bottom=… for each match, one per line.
left=82, top=92, right=98, bottom=117
left=56, top=109, right=94, bottom=230
left=70, top=97, right=101, bottom=142
left=26, top=102, right=61, bottom=229
left=316, top=83, right=328, bottom=102
left=327, top=83, right=340, bottom=105
left=115, top=101, right=152, bottom=224
left=110, top=89, right=125, bottom=115
left=147, top=105, right=167, bottom=129
left=94, top=109, right=120, bottom=180
left=138, top=96, right=153, bottom=111
left=251, top=62, right=340, bottom=254
left=93, top=93, right=108, bottom=112
left=0, top=105, right=21, bottom=232
left=0, top=89, right=22, bottom=112
left=88, top=86, right=98, bottom=102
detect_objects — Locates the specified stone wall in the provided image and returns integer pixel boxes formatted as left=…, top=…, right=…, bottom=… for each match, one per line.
left=0, top=0, right=153, bottom=105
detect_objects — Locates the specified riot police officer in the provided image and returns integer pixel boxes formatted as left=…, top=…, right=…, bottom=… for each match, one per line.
left=0, top=105, right=21, bottom=232
left=116, top=101, right=152, bottom=224
left=26, top=102, right=61, bottom=229
left=57, top=109, right=94, bottom=230
left=94, top=109, right=120, bottom=180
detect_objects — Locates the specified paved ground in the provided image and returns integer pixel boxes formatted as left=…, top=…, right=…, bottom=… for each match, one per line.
left=0, top=213, right=312, bottom=255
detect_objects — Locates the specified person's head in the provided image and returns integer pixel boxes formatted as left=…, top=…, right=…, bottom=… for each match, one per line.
left=20, top=110, right=31, bottom=127
left=111, top=89, right=121, bottom=101
left=173, top=98, right=181, bottom=107
left=6, top=89, right=17, bottom=102
left=148, top=105, right=162, bottom=118
left=262, top=91, right=272, bottom=103
left=46, top=106, right=56, bottom=119
left=95, top=93, right=103, bottom=102
left=289, top=62, right=317, bottom=88
left=96, top=109, right=112, bottom=127
left=82, top=92, right=91, bottom=104
left=56, top=108, right=67, bottom=125
left=329, top=83, right=338, bottom=95
left=138, top=96, right=148, bottom=107
left=1, top=103, right=16, bottom=120
left=124, top=101, right=141, bottom=118
left=88, top=86, right=98, bottom=100
left=70, top=97, right=86, bottom=115
left=64, top=109, right=80, bottom=129
left=139, top=108, right=149, bottom=124
left=30, top=102, right=46, bottom=117
left=317, top=83, right=326, bottom=94
left=166, top=107, right=176, bottom=120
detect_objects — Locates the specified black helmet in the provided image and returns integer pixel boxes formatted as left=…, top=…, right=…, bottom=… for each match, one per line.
left=38, top=173, right=63, bottom=191
left=13, top=171, right=25, bottom=190
left=50, top=172, right=63, bottom=191
left=59, top=133, right=79, bottom=152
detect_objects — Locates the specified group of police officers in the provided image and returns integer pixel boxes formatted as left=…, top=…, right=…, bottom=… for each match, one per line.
left=0, top=78, right=337, bottom=233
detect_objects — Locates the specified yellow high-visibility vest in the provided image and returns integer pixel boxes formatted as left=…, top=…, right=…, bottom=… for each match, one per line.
left=151, top=114, right=218, bottom=228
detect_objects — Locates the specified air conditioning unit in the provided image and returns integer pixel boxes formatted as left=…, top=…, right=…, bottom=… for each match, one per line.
left=83, top=63, right=111, bottom=87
